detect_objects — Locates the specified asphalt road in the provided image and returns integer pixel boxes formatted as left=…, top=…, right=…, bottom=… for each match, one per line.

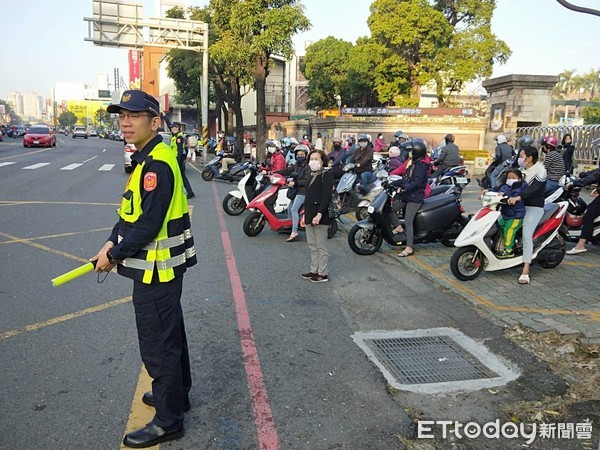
left=0, top=136, right=592, bottom=449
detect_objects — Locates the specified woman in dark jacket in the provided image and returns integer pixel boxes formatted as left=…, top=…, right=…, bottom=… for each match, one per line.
left=566, top=167, right=600, bottom=255
left=301, top=150, right=334, bottom=283
left=276, top=144, right=310, bottom=242
left=560, top=134, right=575, bottom=174
left=388, top=140, right=430, bottom=257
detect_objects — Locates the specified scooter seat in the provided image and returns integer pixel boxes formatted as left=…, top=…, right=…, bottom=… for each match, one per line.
left=429, top=185, right=452, bottom=197
left=539, top=202, right=559, bottom=225
left=419, top=194, right=456, bottom=213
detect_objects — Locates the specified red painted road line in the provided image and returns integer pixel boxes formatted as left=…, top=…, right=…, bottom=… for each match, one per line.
left=210, top=183, right=280, bottom=450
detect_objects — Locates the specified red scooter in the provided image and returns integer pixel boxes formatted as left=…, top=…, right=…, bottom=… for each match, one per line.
left=242, top=173, right=338, bottom=238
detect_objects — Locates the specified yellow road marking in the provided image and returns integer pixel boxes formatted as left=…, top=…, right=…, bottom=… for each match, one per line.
left=0, top=296, right=131, bottom=340
left=0, top=227, right=112, bottom=245
left=409, top=255, right=599, bottom=320
left=121, top=365, right=157, bottom=449
left=0, top=231, right=92, bottom=263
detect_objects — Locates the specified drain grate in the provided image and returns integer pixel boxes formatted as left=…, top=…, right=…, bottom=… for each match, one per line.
left=366, top=335, right=498, bottom=384
left=353, top=328, right=520, bottom=394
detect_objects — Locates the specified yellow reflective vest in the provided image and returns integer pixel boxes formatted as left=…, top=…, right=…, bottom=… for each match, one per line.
left=117, top=141, right=196, bottom=284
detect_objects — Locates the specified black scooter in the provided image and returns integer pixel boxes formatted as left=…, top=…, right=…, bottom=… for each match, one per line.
left=348, top=180, right=470, bottom=255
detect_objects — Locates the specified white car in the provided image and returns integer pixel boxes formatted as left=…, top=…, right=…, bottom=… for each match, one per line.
left=124, top=144, right=136, bottom=173
left=73, top=126, right=88, bottom=139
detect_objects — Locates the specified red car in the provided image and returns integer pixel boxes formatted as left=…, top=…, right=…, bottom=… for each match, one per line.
left=23, top=125, right=56, bottom=148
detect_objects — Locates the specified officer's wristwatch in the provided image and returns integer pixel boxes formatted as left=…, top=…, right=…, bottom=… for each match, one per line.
left=106, top=249, right=118, bottom=265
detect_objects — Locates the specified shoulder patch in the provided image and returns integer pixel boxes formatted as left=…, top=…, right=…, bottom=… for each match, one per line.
left=144, top=172, right=158, bottom=191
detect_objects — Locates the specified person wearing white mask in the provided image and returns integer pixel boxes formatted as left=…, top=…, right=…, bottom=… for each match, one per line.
left=507, top=145, right=547, bottom=284
left=301, top=150, right=334, bottom=283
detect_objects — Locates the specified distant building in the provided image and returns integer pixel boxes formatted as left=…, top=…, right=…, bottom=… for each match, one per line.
left=22, top=92, right=43, bottom=121
left=5, top=91, right=24, bottom=116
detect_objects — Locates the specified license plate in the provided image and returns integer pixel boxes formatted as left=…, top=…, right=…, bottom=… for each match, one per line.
left=456, top=177, right=468, bottom=184
left=34, top=140, right=39, bottom=144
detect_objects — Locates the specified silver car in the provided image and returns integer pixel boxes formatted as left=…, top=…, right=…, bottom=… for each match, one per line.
left=73, top=126, right=88, bottom=139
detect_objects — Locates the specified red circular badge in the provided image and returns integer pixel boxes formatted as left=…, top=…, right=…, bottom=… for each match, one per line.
left=144, top=172, right=158, bottom=191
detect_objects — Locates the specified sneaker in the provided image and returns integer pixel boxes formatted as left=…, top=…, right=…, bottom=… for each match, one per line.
left=496, top=249, right=514, bottom=259
left=301, top=272, right=317, bottom=280
left=311, top=274, right=329, bottom=283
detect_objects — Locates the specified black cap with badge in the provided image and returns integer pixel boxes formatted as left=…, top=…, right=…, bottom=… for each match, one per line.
left=107, top=90, right=160, bottom=116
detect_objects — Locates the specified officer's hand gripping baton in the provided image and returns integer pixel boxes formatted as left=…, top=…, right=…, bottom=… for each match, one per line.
left=51, top=260, right=97, bottom=287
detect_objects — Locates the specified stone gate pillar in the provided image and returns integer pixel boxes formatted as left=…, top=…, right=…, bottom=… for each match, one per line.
left=482, top=74, right=558, bottom=151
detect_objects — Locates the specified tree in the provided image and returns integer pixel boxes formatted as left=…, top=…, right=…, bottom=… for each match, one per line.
left=95, top=109, right=111, bottom=127
left=227, top=0, right=310, bottom=161
left=367, top=0, right=510, bottom=105
left=58, top=111, right=77, bottom=128
left=582, top=101, right=600, bottom=124
left=553, top=69, right=576, bottom=98
left=0, top=100, right=22, bottom=125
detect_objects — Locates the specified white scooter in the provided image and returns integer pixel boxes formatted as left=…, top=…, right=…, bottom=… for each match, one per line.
left=336, top=162, right=359, bottom=214
left=223, top=165, right=290, bottom=216
left=450, top=192, right=568, bottom=280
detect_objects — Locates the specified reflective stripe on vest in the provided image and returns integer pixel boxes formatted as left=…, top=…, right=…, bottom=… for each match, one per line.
left=117, top=141, right=195, bottom=284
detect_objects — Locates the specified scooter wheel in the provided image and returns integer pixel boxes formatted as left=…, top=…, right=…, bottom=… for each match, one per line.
left=243, top=212, right=265, bottom=237
left=223, top=194, right=246, bottom=216
left=327, top=219, right=338, bottom=239
left=450, top=246, right=483, bottom=281
left=348, top=224, right=383, bottom=255
left=355, top=206, right=369, bottom=221
left=201, top=167, right=215, bottom=181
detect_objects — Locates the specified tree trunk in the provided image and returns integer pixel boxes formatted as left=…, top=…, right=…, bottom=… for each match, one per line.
left=254, top=55, right=268, bottom=163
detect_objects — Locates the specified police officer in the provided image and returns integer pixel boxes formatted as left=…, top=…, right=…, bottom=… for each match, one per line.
left=170, top=122, right=195, bottom=199
left=92, top=90, right=197, bottom=448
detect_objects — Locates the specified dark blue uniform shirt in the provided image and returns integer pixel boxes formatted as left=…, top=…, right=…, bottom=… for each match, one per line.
left=108, top=135, right=175, bottom=261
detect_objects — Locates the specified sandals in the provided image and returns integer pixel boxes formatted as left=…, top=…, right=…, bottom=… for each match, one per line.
left=397, top=249, right=414, bottom=257
left=286, top=233, right=299, bottom=242
left=392, top=226, right=404, bottom=235
left=518, top=274, right=530, bottom=285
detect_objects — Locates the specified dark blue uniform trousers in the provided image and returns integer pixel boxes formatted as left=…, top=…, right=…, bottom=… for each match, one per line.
left=132, top=275, right=191, bottom=429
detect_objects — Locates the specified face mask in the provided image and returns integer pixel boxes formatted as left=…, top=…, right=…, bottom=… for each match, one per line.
left=517, top=157, right=526, bottom=167
left=296, top=157, right=305, bottom=164
left=333, top=144, right=341, bottom=150
left=267, top=147, right=275, bottom=154
left=359, top=141, right=368, bottom=148
left=506, top=178, right=518, bottom=186
left=309, top=160, right=322, bottom=171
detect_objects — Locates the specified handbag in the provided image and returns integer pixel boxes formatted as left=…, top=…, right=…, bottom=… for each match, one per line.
left=328, top=190, right=342, bottom=219
left=286, top=186, right=298, bottom=200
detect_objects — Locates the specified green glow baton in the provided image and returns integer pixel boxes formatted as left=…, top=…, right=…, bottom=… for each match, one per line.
left=51, top=261, right=97, bottom=287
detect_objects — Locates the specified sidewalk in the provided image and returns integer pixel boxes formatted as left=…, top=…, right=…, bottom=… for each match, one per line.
left=338, top=184, right=600, bottom=344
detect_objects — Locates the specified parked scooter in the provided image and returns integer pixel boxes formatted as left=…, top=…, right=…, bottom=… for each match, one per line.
left=202, top=153, right=251, bottom=182
left=450, top=192, right=568, bottom=281
left=243, top=173, right=338, bottom=238
left=336, top=163, right=360, bottom=214
left=348, top=178, right=469, bottom=255
left=544, top=175, right=600, bottom=243
left=222, top=164, right=288, bottom=216
left=430, top=165, right=470, bottom=189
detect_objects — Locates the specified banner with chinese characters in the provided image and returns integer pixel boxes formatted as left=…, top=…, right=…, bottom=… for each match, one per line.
left=340, top=107, right=476, bottom=117
left=129, top=50, right=142, bottom=90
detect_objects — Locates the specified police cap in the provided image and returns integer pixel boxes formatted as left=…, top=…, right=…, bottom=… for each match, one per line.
left=107, top=90, right=160, bottom=116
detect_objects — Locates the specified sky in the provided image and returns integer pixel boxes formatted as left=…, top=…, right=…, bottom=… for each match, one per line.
left=1, top=0, right=599, bottom=100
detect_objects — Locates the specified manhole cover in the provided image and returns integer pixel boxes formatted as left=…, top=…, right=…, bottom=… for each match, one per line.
left=353, top=328, right=520, bottom=394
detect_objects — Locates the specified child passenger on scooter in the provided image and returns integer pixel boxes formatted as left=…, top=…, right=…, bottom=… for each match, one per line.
left=491, top=169, right=528, bottom=258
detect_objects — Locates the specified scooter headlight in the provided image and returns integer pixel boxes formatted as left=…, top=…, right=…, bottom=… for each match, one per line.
left=367, top=206, right=375, bottom=215
left=481, top=192, right=501, bottom=207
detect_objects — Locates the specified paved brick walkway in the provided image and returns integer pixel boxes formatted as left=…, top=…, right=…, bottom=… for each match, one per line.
left=340, top=184, right=600, bottom=344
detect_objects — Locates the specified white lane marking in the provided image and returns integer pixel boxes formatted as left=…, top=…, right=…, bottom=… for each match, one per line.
left=22, top=163, right=51, bottom=170
left=83, top=156, right=98, bottom=163
left=61, top=163, right=84, bottom=171
left=98, top=164, right=115, bottom=171
left=0, top=162, right=17, bottom=168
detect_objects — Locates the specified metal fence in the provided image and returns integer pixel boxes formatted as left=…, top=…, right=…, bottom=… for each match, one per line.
left=516, top=124, right=600, bottom=166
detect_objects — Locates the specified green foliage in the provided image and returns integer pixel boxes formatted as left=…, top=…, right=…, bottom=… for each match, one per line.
left=166, top=49, right=203, bottom=107
left=582, top=104, right=600, bottom=124
left=94, top=109, right=111, bottom=126
left=58, top=111, right=78, bottom=128
left=0, top=100, right=22, bottom=124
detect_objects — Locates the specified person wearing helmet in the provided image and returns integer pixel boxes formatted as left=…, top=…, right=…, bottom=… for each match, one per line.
left=541, top=135, right=565, bottom=195
left=387, top=146, right=404, bottom=172
left=328, top=136, right=347, bottom=179
left=345, top=135, right=358, bottom=162
left=265, top=139, right=286, bottom=172
left=388, top=140, right=430, bottom=257
left=220, top=135, right=244, bottom=173
left=281, top=137, right=292, bottom=158
left=275, top=144, right=311, bottom=242
left=507, top=145, right=547, bottom=285
left=565, top=165, right=600, bottom=255
left=352, top=134, right=375, bottom=189
left=431, top=133, right=460, bottom=178
left=490, top=134, right=514, bottom=188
